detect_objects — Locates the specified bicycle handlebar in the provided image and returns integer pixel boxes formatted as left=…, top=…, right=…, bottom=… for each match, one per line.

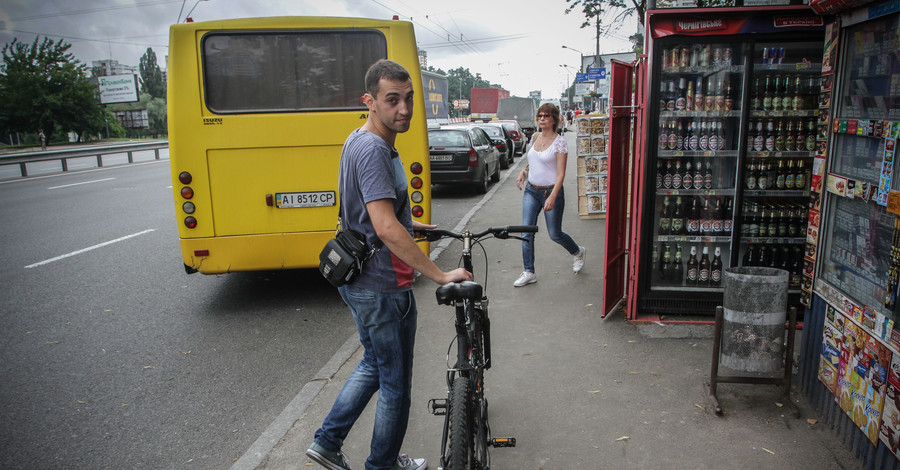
left=418, top=225, right=538, bottom=242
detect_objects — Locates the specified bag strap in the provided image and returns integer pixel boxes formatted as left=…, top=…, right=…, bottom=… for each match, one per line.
left=338, top=164, right=383, bottom=254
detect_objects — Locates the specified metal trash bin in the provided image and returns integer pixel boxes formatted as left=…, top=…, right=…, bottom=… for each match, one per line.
left=720, top=267, right=789, bottom=373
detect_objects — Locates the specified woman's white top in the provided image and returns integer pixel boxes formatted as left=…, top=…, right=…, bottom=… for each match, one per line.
left=526, top=133, right=568, bottom=187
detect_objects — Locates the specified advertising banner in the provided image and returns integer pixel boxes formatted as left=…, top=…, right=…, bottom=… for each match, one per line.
left=98, top=74, right=139, bottom=104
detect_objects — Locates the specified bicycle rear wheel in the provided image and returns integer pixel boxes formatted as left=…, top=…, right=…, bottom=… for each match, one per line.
left=448, top=375, right=472, bottom=469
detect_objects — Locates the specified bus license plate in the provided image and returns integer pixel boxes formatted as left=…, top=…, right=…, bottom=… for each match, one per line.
left=275, top=191, right=336, bottom=208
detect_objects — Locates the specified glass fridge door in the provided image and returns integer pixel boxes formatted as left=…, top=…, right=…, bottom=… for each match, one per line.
left=651, top=42, right=743, bottom=291
left=737, top=40, right=824, bottom=294
left=818, top=12, right=900, bottom=322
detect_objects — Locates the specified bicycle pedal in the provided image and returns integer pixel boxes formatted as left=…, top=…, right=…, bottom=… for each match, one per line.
left=490, top=437, right=516, bottom=448
left=428, top=398, right=447, bottom=416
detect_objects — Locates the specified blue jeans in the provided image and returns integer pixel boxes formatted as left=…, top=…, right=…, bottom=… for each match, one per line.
left=314, top=285, right=417, bottom=470
left=521, top=183, right=580, bottom=273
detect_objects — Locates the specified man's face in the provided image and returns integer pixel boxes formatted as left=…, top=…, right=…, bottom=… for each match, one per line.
left=366, top=78, right=414, bottom=134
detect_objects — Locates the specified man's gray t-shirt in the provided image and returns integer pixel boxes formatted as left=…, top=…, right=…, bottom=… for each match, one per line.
left=338, top=129, right=414, bottom=293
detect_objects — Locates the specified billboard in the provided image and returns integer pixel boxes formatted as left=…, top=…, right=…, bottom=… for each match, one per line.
left=421, top=70, right=449, bottom=123
left=98, top=74, right=139, bottom=104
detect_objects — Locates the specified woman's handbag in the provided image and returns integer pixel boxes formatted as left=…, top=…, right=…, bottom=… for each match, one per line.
left=318, top=227, right=375, bottom=287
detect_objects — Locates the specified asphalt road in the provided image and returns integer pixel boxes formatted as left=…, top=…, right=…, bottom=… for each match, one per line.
left=0, top=150, right=517, bottom=469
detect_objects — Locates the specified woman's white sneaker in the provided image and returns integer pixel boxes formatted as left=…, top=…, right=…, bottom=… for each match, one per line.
left=514, top=271, right=537, bottom=287
left=573, top=246, right=586, bottom=273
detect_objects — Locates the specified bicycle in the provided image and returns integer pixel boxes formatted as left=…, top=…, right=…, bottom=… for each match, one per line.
left=419, top=225, right=538, bottom=470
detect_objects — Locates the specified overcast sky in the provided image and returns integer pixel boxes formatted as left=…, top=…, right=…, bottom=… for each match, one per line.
left=0, top=0, right=638, bottom=99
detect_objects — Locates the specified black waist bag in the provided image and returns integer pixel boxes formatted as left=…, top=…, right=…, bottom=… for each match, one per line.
left=319, top=228, right=371, bottom=287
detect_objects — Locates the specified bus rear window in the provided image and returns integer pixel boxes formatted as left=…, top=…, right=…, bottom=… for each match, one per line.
left=202, top=31, right=387, bottom=113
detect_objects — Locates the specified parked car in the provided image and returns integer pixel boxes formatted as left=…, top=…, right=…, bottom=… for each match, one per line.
left=469, top=122, right=514, bottom=169
left=428, top=125, right=501, bottom=194
left=496, top=119, right=528, bottom=156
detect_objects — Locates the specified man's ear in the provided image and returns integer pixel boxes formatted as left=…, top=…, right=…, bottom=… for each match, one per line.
left=362, top=92, right=376, bottom=110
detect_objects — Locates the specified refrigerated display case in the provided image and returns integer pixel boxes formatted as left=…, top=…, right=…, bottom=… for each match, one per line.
left=632, top=6, right=827, bottom=317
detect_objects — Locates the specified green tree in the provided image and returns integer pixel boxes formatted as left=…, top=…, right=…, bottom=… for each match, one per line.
left=565, top=0, right=644, bottom=57
left=139, top=47, right=166, bottom=99
left=429, top=66, right=502, bottom=118
left=0, top=37, right=106, bottom=143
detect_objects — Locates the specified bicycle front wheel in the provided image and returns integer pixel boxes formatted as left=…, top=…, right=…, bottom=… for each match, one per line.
left=448, top=375, right=472, bottom=469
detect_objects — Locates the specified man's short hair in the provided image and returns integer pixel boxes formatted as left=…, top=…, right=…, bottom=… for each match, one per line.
left=365, top=59, right=411, bottom=97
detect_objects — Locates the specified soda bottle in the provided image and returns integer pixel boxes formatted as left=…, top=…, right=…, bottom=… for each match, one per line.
left=686, top=246, right=699, bottom=286
left=710, top=247, right=723, bottom=286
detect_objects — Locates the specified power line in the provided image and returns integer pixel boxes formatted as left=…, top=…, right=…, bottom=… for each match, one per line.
left=0, top=27, right=168, bottom=50
left=8, top=0, right=182, bottom=22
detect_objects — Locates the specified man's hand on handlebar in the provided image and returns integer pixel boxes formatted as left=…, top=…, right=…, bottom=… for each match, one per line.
left=412, top=220, right=436, bottom=239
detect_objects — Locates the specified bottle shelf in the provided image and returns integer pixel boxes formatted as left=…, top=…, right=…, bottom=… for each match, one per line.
left=660, top=110, right=742, bottom=118
left=657, top=188, right=736, bottom=196
left=743, top=189, right=810, bottom=197
left=753, top=62, right=822, bottom=72
left=659, top=150, right=739, bottom=158
left=750, top=109, right=819, bottom=118
left=662, top=65, right=745, bottom=75
left=746, top=150, right=815, bottom=158
left=740, top=237, right=806, bottom=244
left=656, top=234, right=732, bottom=243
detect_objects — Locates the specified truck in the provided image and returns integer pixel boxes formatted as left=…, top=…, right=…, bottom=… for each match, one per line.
left=497, top=96, right=538, bottom=140
left=469, top=87, right=509, bottom=122
left=421, top=70, right=450, bottom=127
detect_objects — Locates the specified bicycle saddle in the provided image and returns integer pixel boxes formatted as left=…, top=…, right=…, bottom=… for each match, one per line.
left=435, top=281, right=483, bottom=305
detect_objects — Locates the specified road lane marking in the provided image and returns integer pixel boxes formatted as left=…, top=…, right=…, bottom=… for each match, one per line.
left=24, top=229, right=156, bottom=269
left=47, top=177, right=115, bottom=190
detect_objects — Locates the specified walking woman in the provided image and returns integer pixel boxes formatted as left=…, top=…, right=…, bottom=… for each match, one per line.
left=513, top=103, right=585, bottom=287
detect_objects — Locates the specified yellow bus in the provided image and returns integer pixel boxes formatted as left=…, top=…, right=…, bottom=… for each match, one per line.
left=167, top=17, right=431, bottom=274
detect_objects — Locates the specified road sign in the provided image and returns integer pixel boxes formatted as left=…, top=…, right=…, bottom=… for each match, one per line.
left=587, top=67, right=606, bottom=81
left=575, top=73, right=589, bottom=82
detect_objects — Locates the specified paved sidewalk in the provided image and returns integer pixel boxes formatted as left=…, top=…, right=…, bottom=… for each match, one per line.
left=249, top=131, right=861, bottom=469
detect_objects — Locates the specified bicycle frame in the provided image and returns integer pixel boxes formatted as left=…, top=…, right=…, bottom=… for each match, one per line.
left=424, top=226, right=535, bottom=469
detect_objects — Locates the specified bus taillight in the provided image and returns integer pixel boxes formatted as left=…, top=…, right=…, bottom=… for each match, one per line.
left=178, top=172, right=192, bottom=184
left=411, top=205, right=424, bottom=218
left=184, top=216, right=198, bottom=228
left=181, top=187, right=194, bottom=199
left=410, top=177, right=423, bottom=189
left=410, top=162, right=423, bottom=174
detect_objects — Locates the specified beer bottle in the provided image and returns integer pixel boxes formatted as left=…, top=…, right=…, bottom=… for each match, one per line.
left=777, top=207, right=788, bottom=237
left=708, top=119, right=719, bottom=151
left=700, top=197, right=712, bottom=235
left=659, top=196, right=672, bottom=234
left=766, top=160, right=777, bottom=190
left=775, top=159, right=786, bottom=190
left=792, top=75, right=804, bottom=110
left=750, top=77, right=762, bottom=111
left=722, top=197, right=733, bottom=235
left=656, top=160, right=663, bottom=188
left=688, top=120, right=699, bottom=150
left=687, top=197, right=701, bottom=235
left=683, top=161, right=693, bottom=189
left=781, top=76, right=793, bottom=110
left=772, top=75, right=783, bottom=111
left=673, top=160, right=683, bottom=189
left=795, top=159, right=807, bottom=190
left=785, top=120, right=796, bottom=151
left=676, top=120, right=685, bottom=151
left=694, top=76, right=704, bottom=112
left=789, top=246, right=802, bottom=288
left=715, top=77, right=725, bottom=111
left=745, top=161, right=757, bottom=190
left=757, top=245, right=771, bottom=267
left=676, top=77, right=687, bottom=111
left=699, top=120, right=709, bottom=151
left=805, top=119, right=816, bottom=151
left=664, top=160, right=673, bottom=189
left=780, top=246, right=791, bottom=271
left=763, top=75, right=773, bottom=111
left=687, top=245, right=699, bottom=286
left=765, top=119, right=776, bottom=152
left=787, top=206, right=799, bottom=237
left=724, top=78, right=734, bottom=111
left=711, top=197, right=724, bottom=235
left=704, top=161, right=713, bottom=189
left=705, top=76, right=715, bottom=111
left=754, top=120, right=765, bottom=152
left=759, top=207, right=770, bottom=237
left=749, top=203, right=761, bottom=237
left=667, top=80, right=677, bottom=111
left=686, top=79, right=695, bottom=111
left=671, top=196, right=685, bottom=234
left=698, top=246, right=711, bottom=286
left=693, top=160, right=704, bottom=190
left=659, top=118, right=668, bottom=150
left=747, top=119, right=757, bottom=150
left=674, top=245, right=684, bottom=284
left=652, top=243, right=660, bottom=283
left=742, top=245, right=756, bottom=267
left=659, top=80, right=667, bottom=109
left=774, top=120, right=785, bottom=151
left=757, top=159, right=769, bottom=190
left=661, top=243, right=672, bottom=282
left=710, top=247, right=723, bottom=286
left=767, top=207, right=778, bottom=238
left=785, top=159, right=796, bottom=189
left=668, top=119, right=678, bottom=150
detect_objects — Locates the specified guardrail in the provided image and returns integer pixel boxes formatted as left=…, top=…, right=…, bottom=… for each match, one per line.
left=0, top=141, right=169, bottom=177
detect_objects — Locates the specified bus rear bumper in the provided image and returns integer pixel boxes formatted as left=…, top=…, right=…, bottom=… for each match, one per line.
left=179, top=232, right=334, bottom=274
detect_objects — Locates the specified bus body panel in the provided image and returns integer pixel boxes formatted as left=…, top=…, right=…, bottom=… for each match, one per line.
left=168, top=17, right=430, bottom=274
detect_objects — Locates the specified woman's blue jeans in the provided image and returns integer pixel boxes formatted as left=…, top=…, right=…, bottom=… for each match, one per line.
left=314, top=285, right=417, bottom=470
left=521, top=183, right=580, bottom=273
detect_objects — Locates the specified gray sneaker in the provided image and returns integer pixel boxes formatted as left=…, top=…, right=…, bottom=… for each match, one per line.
left=392, top=453, right=426, bottom=470
left=306, top=442, right=351, bottom=470
left=573, top=246, right=586, bottom=273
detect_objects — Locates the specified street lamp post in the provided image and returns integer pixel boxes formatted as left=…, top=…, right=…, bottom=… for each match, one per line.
left=559, top=64, right=576, bottom=110
left=562, top=45, right=588, bottom=111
